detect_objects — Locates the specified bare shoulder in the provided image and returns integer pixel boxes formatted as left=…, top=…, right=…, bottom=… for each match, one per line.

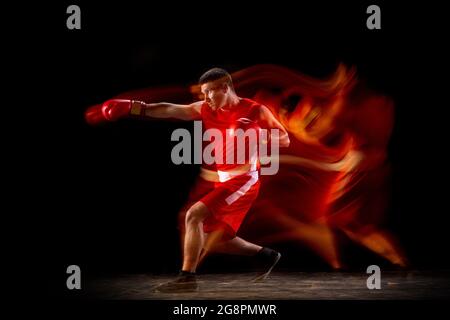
left=190, top=100, right=204, bottom=112
left=190, top=100, right=204, bottom=107
left=242, top=98, right=265, bottom=116
left=258, top=104, right=275, bottom=118
left=188, top=100, right=204, bottom=119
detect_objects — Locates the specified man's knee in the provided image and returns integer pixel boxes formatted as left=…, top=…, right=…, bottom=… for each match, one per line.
left=185, top=202, right=209, bottom=225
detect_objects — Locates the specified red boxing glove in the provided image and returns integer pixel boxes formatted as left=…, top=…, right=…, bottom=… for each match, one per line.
left=85, top=99, right=144, bottom=125
left=101, top=99, right=132, bottom=121
left=84, top=103, right=104, bottom=125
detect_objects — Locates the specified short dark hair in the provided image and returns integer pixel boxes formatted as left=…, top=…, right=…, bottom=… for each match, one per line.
left=199, top=68, right=234, bottom=90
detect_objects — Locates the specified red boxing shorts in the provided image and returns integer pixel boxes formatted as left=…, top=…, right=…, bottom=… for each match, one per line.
left=201, top=171, right=260, bottom=240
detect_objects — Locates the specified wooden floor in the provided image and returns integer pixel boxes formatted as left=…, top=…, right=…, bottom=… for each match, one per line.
left=85, top=270, right=450, bottom=300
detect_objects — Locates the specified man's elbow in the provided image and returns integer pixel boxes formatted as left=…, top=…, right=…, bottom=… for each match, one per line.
left=279, top=136, right=290, bottom=148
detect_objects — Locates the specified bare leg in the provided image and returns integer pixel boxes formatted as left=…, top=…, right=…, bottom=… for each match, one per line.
left=200, top=231, right=281, bottom=281
left=182, top=201, right=210, bottom=273
left=153, top=203, right=208, bottom=293
left=205, top=234, right=262, bottom=256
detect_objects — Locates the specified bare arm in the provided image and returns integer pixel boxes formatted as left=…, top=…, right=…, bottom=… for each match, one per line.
left=130, top=100, right=203, bottom=121
left=259, top=105, right=290, bottom=147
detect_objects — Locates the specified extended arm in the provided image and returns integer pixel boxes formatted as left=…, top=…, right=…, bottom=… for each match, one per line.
left=131, top=101, right=203, bottom=120
left=85, top=99, right=202, bottom=125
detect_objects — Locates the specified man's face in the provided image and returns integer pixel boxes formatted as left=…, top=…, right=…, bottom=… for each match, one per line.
left=200, top=80, right=228, bottom=110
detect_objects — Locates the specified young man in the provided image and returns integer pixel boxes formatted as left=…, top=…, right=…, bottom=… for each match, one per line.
left=87, top=68, right=290, bottom=292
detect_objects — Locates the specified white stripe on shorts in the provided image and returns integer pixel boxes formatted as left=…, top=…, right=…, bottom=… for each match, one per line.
left=225, top=171, right=259, bottom=205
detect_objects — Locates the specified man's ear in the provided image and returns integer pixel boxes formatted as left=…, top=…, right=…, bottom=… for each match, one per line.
left=222, top=84, right=228, bottom=93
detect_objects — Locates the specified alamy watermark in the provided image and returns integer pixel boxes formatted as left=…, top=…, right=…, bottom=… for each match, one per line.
left=66, top=265, right=81, bottom=290
left=170, top=120, right=280, bottom=175
left=366, top=265, right=381, bottom=289
left=66, top=5, right=81, bottom=30
left=366, top=5, right=381, bottom=30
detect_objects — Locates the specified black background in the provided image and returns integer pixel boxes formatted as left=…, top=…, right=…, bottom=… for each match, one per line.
left=15, top=0, right=449, bottom=303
